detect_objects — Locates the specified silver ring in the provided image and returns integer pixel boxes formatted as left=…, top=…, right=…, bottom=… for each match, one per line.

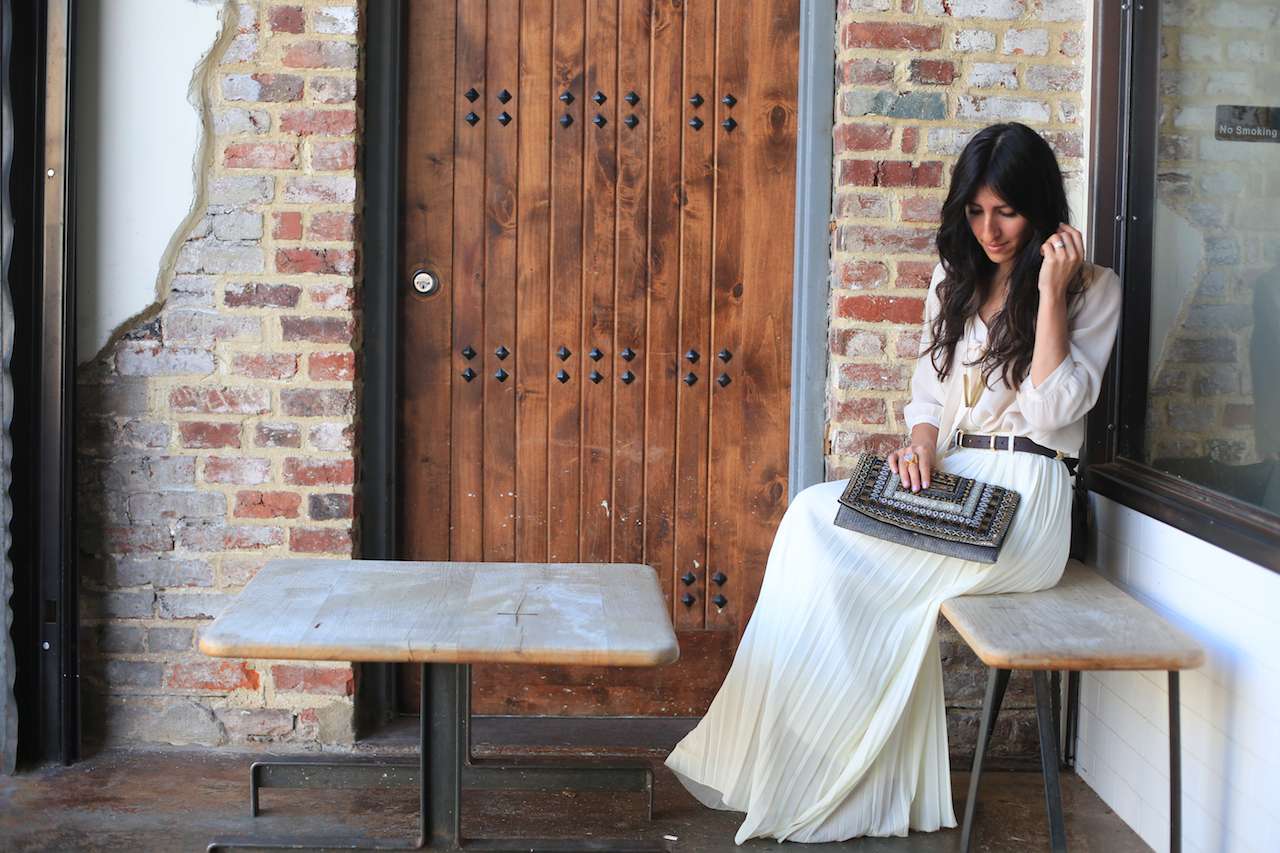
left=1053, top=240, right=1065, bottom=249
left=902, top=452, right=918, bottom=465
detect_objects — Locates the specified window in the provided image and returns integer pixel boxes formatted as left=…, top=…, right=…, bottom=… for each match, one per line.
left=1085, top=0, right=1280, bottom=571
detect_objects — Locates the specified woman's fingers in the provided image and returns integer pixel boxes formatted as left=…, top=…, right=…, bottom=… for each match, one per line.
left=895, top=445, right=932, bottom=492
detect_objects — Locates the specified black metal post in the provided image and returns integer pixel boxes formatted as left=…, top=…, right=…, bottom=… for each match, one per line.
left=1034, top=671, right=1067, bottom=852
left=960, top=666, right=1010, bottom=853
left=1169, top=671, right=1182, bottom=853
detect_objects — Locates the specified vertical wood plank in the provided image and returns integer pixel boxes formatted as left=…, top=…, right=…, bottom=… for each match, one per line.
left=450, top=0, right=489, bottom=562
left=483, top=0, right=522, bottom=560
left=704, top=0, right=749, bottom=632
left=547, top=0, right=587, bottom=563
left=643, top=0, right=685, bottom=607
left=671, top=0, right=717, bottom=630
left=611, top=0, right=652, bottom=565
left=516, top=0, right=554, bottom=562
left=579, top=0, right=620, bottom=562
left=398, top=1, right=458, bottom=562
left=736, top=0, right=798, bottom=630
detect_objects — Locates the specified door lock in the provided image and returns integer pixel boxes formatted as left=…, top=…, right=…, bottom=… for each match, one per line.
left=411, top=269, right=441, bottom=296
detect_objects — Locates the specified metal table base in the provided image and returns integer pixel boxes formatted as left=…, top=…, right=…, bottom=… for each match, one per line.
left=208, top=664, right=673, bottom=853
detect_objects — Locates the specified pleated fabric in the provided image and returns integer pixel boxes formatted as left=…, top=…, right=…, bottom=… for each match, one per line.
left=665, top=447, right=1072, bottom=844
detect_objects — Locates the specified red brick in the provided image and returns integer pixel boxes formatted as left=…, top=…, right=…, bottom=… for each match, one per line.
left=838, top=159, right=943, bottom=188
left=309, top=352, right=355, bottom=381
left=289, top=526, right=354, bottom=555
left=281, top=109, right=358, bottom=137
left=897, top=330, right=923, bottom=358
left=273, top=212, right=303, bottom=240
left=840, top=58, right=894, bottom=86
left=312, top=141, right=356, bottom=170
left=831, top=430, right=905, bottom=458
left=835, top=123, right=893, bottom=153
left=166, top=661, right=260, bottom=692
left=1224, top=404, right=1254, bottom=429
left=833, top=397, right=888, bottom=425
left=901, top=195, right=943, bottom=223
left=308, top=212, right=355, bottom=241
left=283, top=40, right=359, bottom=69
left=284, top=458, right=355, bottom=486
left=901, top=127, right=919, bottom=153
left=835, top=192, right=888, bottom=219
left=268, top=5, right=305, bottom=33
left=281, top=316, right=355, bottom=343
left=897, top=261, right=938, bottom=289
left=103, top=526, right=174, bottom=554
left=250, top=73, right=305, bottom=102
left=836, top=260, right=888, bottom=290
left=178, top=524, right=284, bottom=551
left=272, top=665, right=354, bottom=696
left=1041, top=131, right=1084, bottom=159
left=836, top=295, right=926, bottom=324
left=282, top=388, right=354, bottom=417
left=909, top=59, right=956, bottom=85
left=255, top=423, right=302, bottom=448
left=836, top=225, right=935, bottom=255
left=842, top=22, right=941, bottom=52
left=839, top=159, right=879, bottom=186
left=309, top=282, right=355, bottom=310
left=235, top=490, right=302, bottom=519
left=309, top=493, right=354, bottom=520
left=830, top=328, right=886, bottom=357
left=179, top=422, right=242, bottom=449
left=225, top=281, right=302, bottom=309
left=223, top=142, right=297, bottom=169
left=879, top=161, right=920, bottom=188
left=275, top=248, right=356, bottom=275
left=837, top=363, right=909, bottom=391
left=233, top=352, right=300, bottom=379
left=170, top=386, right=271, bottom=415
left=205, top=456, right=273, bottom=485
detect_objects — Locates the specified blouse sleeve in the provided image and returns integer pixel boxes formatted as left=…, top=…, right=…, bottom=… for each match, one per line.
left=1015, top=265, right=1123, bottom=433
left=903, top=264, right=949, bottom=432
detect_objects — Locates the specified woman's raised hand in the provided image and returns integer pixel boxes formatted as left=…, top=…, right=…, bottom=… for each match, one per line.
left=1038, top=222, right=1084, bottom=302
left=887, top=442, right=935, bottom=493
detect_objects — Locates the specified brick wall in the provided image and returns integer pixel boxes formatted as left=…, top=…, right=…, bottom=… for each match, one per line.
left=1144, top=2, right=1280, bottom=469
left=77, top=1, right=362, bottom=746
left=830, top=0, right=1088, bottom=763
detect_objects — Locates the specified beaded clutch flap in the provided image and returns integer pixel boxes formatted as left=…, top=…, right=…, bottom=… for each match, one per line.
left=834, top=453, right=1021, bottom=564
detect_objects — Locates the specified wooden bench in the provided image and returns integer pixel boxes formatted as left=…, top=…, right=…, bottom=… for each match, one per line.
left=941, top=559, right=1205, bottom=853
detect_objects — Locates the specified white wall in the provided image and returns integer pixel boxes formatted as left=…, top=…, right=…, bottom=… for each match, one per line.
left=74, top=0, right=224, bottom=361
left=1082, top=494, right=1280, bottom=853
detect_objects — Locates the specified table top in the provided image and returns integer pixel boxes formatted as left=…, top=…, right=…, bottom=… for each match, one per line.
left=199, top=559, right=680, bottom=667
left=940, top=560, right=1205, bottom=671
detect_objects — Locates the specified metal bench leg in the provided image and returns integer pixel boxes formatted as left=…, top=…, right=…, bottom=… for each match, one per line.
left=1169, top=671, right=1182, bottom=853
left=960, top=666, right=1010, bottom=853
left=1034, top=670, right=1067, bottom=853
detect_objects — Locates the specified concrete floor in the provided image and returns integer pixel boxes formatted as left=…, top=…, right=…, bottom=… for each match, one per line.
left=0, top=717, right=1151, bottom=852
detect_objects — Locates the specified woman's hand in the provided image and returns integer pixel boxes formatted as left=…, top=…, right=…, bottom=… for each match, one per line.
left=1038, top=222, right=1084, bottom=303
left=887, top=425, right=939, bottom=493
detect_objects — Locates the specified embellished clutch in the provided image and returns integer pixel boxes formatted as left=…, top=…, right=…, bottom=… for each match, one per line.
left=834, top=453, right=1021, bottom=564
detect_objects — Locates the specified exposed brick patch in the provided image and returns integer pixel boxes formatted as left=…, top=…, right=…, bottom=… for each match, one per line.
left=289, top=526, right=354, bottom=554
left=837, top=363, right=910, bottom=391
left=309, top=493, right=354, bottom=520
left=281, top=316, right=355, bottom=343
left=281, top=388, right=354, bottom=416
left=272, top=665, right=355, bottom=695
left=276, top=248, right=357, bottom=275
left=835, top=123, right=893, bottom=153
left=831, top=329, right=887, bottom=357
left=836, top=260, right=888, bottom=289
left=900, top=195, right=943, bottom=223
left=836, top=225, right=936, bottom=255
left=179, top=422, right=242, bottom=449
left=909, top=59, right=956, bottom=85
left=897, top=261, right=939, bottom=288
left=284, top=458, right=355, bottom=486
left=224, top=142, right=297, bottom=169
left=223, top=73, right=305, bottom=103
left=308, top=212, right=355, bottom=241
left=170, top=387, right=272, bottom=415
left=178, top=523, right=284, bottom=551
left=282, top=41, right=359, bottom=69
left=312, top=141, right=357, bottom=170
left=836, top=295, right=926, bottom=324
left=235, top=490, right=302, bottom=519
left=204, top=457, right=273, bottom=485
left=272, top=212, right=303, bottom=240
left=839, top=159, right=943, bottom=188
left=166, top=661, right=260, bottom=692
left=309, top=352, right=355, bottom=381
left=224, top=281, right=302, bottom=309
left=842, top=22, right=942, bottom=51
left=281, top=109, right=358, bottom=137
left=268, top=5, right=305, bottom=33
left=233, top=352, right=300, bottom=379
left=833, top=397, right=888, bottom=425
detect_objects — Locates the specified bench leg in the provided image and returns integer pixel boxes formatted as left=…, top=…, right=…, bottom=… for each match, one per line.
left=1034, top=670, right=1067, bottom=853
left=1169, top=671, right=1182, bottom=853
left=960, top=666, right=1010, bottom=853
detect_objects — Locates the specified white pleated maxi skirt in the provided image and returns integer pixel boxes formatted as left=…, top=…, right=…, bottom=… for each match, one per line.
left=665, top=447, right=1072, bottom=844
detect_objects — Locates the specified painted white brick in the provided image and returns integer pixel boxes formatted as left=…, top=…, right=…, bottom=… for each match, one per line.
left=951, top=29, right=996, bottom=52
left=1172, top=104, right=1214, bottom=129
left=1206, top=1, right=1278, bottom=30
left=1002, top=27, right=1050, bottom=55
left=923, top=0, right=1024, bottom=18
left=957, top=95, right=1050, bottom=123
left=1226, top=39, right=1268, bottom=63
left=1033, top=0, right=1083, bottom=22
left=1179, top=34, right=1221, bottom=63
left=314, top=6, right=359, bottom=34
left=1205, top=71, right=1251, bottom=97
left=967, top=62, right=1018, bottom=89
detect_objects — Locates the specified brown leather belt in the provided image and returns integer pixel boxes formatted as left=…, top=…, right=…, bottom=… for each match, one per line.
left=955, top=431, right=1063, bottom=461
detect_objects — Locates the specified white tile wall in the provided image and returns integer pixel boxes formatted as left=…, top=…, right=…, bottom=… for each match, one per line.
left=1082, top=494, right=1280, bottom=853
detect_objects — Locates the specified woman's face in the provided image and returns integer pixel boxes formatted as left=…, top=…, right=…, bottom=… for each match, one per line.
left=966, top=186, right=1032, bottom=274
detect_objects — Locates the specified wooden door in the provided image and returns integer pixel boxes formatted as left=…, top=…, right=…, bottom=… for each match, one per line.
left=398, top=0, right=799, bottom=716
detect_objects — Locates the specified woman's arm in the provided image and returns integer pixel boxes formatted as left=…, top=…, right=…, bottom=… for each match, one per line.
left=1029, top=222, right=1083, bottom=387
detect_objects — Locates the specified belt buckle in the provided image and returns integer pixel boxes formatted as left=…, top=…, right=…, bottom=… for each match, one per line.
left=952, top=429, right=966, bottom=450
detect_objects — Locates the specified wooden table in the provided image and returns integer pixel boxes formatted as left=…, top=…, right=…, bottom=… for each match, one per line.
left=941, top=560, right=1204, bottom=853
left=199, top=559, right=680, bottom=852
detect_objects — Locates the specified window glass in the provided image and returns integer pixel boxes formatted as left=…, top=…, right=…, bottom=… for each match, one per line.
left=1145, top=0, right=1280, bottom=512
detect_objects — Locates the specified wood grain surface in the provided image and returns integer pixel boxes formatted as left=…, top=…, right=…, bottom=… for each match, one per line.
left=200, top=560, right=680, bottom=668
left=941, top=560, right=1205, bottom=671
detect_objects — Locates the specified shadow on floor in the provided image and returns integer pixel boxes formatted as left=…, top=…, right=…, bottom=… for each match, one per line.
left=0, top=717, right=1150, bottom=852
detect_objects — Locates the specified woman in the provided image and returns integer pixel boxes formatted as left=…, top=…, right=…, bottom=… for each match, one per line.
left=665, top=123, right=1122, bottom=843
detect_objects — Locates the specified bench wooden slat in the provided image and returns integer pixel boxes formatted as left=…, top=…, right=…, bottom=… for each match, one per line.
left=940, top=560, right=1205, bottom=671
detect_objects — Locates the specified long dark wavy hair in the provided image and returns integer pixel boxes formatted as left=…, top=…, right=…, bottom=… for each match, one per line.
left=926, top=122, right=1086, bottom=389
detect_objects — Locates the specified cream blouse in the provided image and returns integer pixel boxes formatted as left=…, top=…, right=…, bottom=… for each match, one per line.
left=903, top=262, right=1122, bottom=457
